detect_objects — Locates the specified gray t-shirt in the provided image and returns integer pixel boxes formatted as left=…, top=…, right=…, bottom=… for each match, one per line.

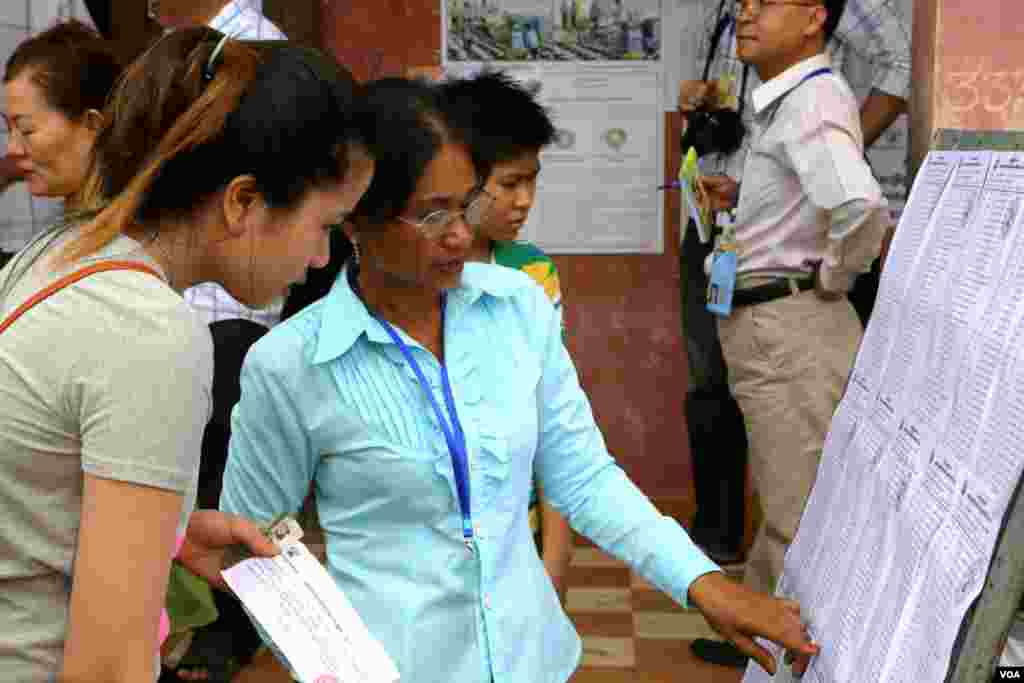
left=0, top=230, right=212, bottom=680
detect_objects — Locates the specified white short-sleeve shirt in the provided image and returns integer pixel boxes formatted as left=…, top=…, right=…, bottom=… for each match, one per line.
left=0, top=231, right=212, bottom=680
left=735, top=54, right=888, bottom=289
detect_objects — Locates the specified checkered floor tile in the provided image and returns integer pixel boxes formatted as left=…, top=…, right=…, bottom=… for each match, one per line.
left=566, top=544, right=746, bottom=675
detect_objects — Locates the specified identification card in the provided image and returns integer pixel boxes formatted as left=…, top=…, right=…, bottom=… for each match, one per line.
left=267, top=514, right=304, bottom=545
left=706, top=246, right=737, bottom=317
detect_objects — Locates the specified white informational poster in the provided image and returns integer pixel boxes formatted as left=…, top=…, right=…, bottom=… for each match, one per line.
left=444, top=1, right=665, bottom=254
left=742, top=150, right=1024, bottom=683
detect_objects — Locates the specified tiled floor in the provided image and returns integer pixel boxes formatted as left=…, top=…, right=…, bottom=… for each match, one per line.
left=233, top=524, right=749, bottom=683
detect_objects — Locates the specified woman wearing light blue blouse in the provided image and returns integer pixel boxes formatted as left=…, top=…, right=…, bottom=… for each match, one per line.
left=220, top=77, right=818, bottom=682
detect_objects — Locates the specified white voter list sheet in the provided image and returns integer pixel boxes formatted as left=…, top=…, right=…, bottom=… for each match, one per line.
left=222, top=535, right=399, bottom=683
left=743, top=149, right=1024, bottom=683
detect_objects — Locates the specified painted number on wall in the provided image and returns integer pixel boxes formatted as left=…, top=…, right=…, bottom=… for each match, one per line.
left=944, top=56, right=1024, bottom=127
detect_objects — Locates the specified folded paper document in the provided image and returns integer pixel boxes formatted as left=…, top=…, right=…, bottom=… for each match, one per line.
left=221, top=516, right=400, bottom=683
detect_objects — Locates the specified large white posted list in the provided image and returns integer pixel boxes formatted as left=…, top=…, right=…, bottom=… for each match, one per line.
left=742, top=150, right=1024, bottom=683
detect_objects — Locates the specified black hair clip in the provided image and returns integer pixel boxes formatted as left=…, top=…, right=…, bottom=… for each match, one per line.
left=203, top=32, right=230, bottom=82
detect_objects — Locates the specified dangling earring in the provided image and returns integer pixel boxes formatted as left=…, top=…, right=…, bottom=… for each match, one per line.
left=350, top=234, right=361, bottom=265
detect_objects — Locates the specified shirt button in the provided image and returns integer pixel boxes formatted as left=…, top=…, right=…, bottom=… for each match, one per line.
left=484, top=593, right=492, bottom=609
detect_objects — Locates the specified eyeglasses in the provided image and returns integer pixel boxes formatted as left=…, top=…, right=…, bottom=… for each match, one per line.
left=398, top=188, right=494, bottom=240
left=733, top=0, right=823, bottom=17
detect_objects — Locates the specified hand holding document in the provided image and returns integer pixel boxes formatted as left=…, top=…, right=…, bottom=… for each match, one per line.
left=221, top=517, right=399, bottom=683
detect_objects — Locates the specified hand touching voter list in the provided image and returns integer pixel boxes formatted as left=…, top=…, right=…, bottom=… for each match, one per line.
left=688, top=571, right=817, bottom=676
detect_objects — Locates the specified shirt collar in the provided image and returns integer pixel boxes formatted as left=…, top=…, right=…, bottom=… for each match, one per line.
left=312, top=262, right=521, bottom=365
left=751, top=53, right=833, bottom=116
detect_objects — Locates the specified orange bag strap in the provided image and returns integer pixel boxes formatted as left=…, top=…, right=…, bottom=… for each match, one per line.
left=0, top=261, right=163, bottom=335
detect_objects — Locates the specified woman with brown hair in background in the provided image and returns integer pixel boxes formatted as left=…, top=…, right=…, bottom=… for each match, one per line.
left=0, top=19, right=120, bottom=269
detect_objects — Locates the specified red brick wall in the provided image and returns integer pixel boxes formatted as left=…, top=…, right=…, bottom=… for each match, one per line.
left=911, top=0, right=1024, bottom=174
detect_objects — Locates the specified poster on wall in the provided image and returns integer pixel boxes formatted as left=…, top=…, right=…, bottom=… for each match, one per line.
left=445, top=0, right=661, bottom=62
left=444, top=0, right=666, bottom=255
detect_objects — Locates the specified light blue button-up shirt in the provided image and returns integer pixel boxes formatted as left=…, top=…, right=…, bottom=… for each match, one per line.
left=220, top=262, right=719, bottom=683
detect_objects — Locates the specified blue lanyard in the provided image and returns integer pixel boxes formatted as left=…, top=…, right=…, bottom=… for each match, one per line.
left=373, top=295, right=474, bottom=551
left=799, top=67, right=832, bottom=86
left=767, top=68, right=832, bottom=124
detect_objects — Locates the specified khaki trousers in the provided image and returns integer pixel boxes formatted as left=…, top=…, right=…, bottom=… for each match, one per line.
left=718, top=289, right=862, bottom=595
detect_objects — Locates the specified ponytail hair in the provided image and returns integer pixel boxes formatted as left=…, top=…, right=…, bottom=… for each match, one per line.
left=66, top=29, right=258, bottom=261
left=67, top=29, right=365, bottom=263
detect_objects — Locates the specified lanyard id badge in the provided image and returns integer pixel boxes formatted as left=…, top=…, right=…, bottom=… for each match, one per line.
left=706, top=219, right=737, bottom=318
left=374, top=295, right=475, bottom=553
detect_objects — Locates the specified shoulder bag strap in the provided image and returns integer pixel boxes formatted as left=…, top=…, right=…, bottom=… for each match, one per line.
left=0, top=261, right=163, bottom=335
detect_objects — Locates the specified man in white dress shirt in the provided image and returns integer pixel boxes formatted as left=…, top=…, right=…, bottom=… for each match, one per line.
left=676, top=0, right=910, bottom=597
left=153, top=0, right=288, bottom=328
left=691, top=0, right=890, bottom=667
left=680, top=0, right=910, bottom=199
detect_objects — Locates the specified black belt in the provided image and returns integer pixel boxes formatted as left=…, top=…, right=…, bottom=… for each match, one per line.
left=733, top=277, right=814, bottom=308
